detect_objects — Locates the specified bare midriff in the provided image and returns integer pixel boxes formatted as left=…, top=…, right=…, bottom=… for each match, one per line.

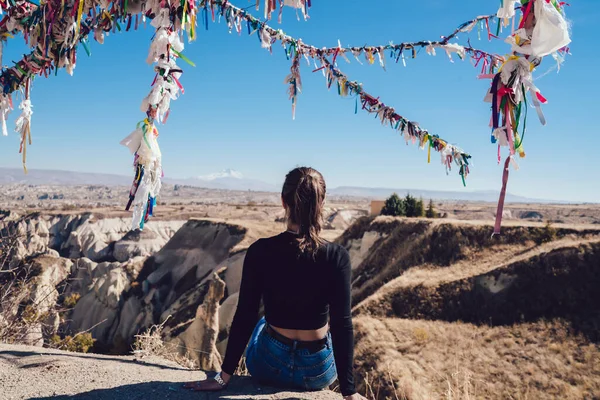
left=270, top=323, right=329, bottom=342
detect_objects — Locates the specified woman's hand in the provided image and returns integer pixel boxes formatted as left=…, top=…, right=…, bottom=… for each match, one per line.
left=183, top=371, right=231, bottom=392
left=183, top=379, right=223, bottom=391
left=343, top=393, right=368, bottom=400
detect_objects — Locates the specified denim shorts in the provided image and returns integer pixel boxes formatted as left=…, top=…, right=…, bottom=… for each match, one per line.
left=245, top=317, right=337, bottom=391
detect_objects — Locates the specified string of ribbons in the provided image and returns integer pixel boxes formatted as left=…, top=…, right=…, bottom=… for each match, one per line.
left=0, top=0, right=569, bottom=232
left=484, top=0, right=570, bottom=234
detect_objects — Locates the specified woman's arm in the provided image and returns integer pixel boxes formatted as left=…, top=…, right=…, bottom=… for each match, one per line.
left=328, top=246, right=357, bottom=397
left=220, top=241, right=263, bottom=375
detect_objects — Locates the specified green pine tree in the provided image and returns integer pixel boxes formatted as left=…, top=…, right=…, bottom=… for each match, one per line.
left=404, top=193, right=417, bottom=217
left=381, top=193, right=406, bottom=217
left=425, top=199, right=437, bottom=219
left=415, top=197, right=425, bottom=218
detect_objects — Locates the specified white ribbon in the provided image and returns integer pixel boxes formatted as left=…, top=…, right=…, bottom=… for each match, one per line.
left=497, top=0, right=520, bottom=20
left=0, top=95, right=12, bottom=137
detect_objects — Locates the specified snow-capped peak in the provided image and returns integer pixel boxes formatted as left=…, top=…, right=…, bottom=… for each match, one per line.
left=197, top=169, right=244, bottom=181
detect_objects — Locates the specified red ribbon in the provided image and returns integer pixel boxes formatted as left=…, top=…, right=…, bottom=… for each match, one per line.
left=498, top=87, right=515, bottom=97
left=519, top=0, right=534, bottom=29
left=536, top=92, right=547, bottom=103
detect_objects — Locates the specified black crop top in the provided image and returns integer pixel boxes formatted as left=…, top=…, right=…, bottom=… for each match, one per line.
left=221, top=231, right=356, bottom=396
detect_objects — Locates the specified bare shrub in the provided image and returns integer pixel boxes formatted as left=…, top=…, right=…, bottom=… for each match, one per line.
left=0, top=229, right=86, bottom=349
left=0, top=259, right=62, bottom=345
left=132, top=316, right=198, bottom=370
left=0, top=231, right=39, bottom=344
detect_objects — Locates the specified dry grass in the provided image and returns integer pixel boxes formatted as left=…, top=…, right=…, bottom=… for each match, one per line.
left=132, top=316, right=198, bottom=370
left=49, top=332, right=95, bottom=353
left=132, top=317, right=254, bottom=375
left=443, top=366, right=474, bottom=400
left=62, top=293, right=81, bottom=308
left=355, top=237, right=600, bottom=321
left=343, top=216, right=600, bottom=310
left=236, top=356, right=250, bottom=376
left=353, top=316, right=600, bottom=400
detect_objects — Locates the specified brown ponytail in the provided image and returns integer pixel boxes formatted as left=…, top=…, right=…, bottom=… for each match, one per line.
left=282, top=167, right=326, bottom=257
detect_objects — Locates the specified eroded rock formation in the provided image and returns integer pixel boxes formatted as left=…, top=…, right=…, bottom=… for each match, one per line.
left=1, top=214, right=254, bottom=367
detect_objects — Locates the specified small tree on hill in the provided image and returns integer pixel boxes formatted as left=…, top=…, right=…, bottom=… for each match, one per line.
left=404, top=193, right=417, bottom=217
left=381, top=193, right=405, bottom=217
left=415, top=197, right=425, bottom=218
left=425, top=199, right=437, bottom=218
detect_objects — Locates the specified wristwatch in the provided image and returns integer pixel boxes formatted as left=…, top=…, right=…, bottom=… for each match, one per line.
left=214, top=372, right=227, bottom=387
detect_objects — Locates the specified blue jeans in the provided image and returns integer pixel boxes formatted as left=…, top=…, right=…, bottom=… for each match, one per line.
left=245, top=317, right=337, bottom=391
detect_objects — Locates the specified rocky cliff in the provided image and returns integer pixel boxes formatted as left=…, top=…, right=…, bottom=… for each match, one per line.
left=0, top=213, right=277, bottom=370
left=1, top=212, right=184, bottom=263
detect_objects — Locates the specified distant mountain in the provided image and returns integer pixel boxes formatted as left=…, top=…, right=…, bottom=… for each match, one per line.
left=0, top=167, right=277, bottom=192
left=172, top=177, right=277, bottom=192
left=328, top=186, right=570, bottom=204
left=0, top=168, right=132, bottom=186
left=0, top=168, right=580, bottom=203
left=175, top=169, right=278, bottom=192
left=196, top=169, right=244, bottom=181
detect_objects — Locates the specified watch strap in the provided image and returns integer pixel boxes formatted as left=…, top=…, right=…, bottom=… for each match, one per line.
left=214, top=372, right=227, bottom=387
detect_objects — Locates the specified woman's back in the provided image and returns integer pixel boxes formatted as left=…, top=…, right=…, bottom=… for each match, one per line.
left=251, top=232, right=350, bottom=331
left=222, top=230, right=355, bottom=397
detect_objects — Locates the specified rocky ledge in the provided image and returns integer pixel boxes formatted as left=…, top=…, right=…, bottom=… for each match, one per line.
left=0, top=343, right=340, bottom=400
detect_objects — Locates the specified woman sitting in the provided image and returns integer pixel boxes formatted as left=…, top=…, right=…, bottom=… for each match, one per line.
left=185, top=167, right=365, bottom=400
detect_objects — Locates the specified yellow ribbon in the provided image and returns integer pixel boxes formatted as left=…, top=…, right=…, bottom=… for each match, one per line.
left=427, top=142, right=431, bottom=164
left=190, top=14, right=196, bottom=40
left=76, top=0, right=84, bottom=36
left=339, top=78, right=348, bottom=96
left=423, top=133, right=431, bottom=164
left=498, top=55, right=520, bottom=72
left=366, top=50, right=375, bottom=65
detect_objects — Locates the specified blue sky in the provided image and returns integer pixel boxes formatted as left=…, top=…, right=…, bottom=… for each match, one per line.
left=0, top=0, right=598, bottom=202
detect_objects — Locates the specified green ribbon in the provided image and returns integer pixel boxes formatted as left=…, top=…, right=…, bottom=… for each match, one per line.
left=514, top=85, right=528, bottom=150
left=171, top=49, right=196, bottom=67
left=141, top=121, right=152, bottom=150
left=81, top=39, right=91, bottom=57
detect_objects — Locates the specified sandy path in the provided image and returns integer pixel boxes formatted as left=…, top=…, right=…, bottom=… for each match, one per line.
left=0, top=344, right=339, bottom=400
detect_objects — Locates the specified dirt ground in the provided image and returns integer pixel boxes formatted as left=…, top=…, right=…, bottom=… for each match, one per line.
left=0, top=344, right=339, bottom=400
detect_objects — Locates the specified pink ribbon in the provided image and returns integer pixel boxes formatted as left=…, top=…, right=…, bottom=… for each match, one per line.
left=493, top=156, right=512, bottom=235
